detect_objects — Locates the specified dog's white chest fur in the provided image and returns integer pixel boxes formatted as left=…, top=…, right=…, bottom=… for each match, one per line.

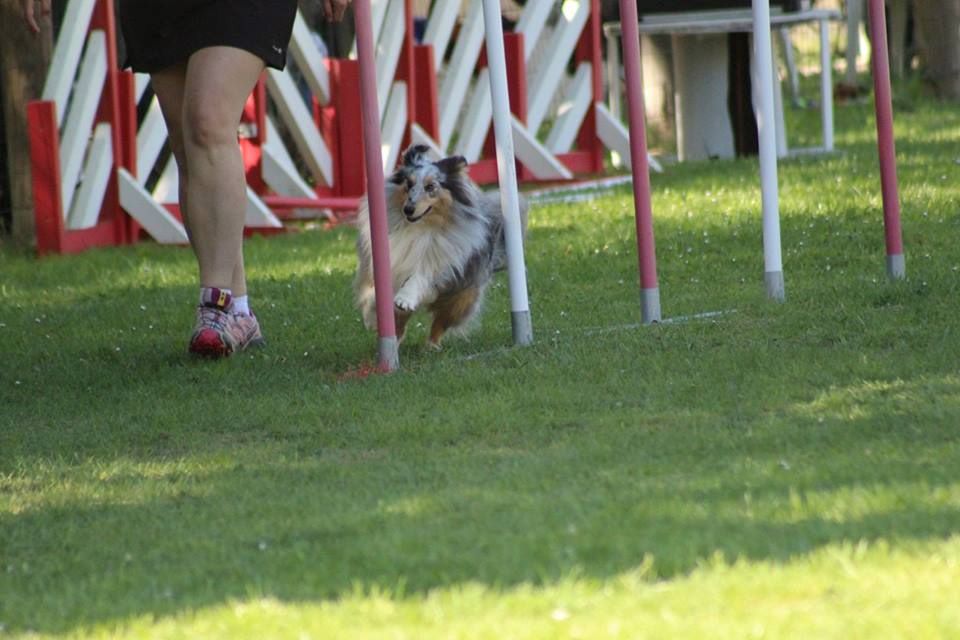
left=388, top=221, right=481, bottom=291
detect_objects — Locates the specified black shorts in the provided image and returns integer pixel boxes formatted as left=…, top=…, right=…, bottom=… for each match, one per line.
left=118, top=0, right=298, bottom=73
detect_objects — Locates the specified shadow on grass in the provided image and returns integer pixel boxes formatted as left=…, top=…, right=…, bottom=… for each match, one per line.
left=3, top=365, right=960, bottom=634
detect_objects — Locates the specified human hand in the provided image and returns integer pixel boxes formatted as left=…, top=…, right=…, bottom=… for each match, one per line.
left=323, top=0, right=352, bottom=23
left=21, top=0, right=52, bottom=34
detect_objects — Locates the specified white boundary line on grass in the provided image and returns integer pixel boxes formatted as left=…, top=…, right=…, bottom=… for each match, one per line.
left=457, top=309, right=737, bottom=361
left=582, top=309, right=736, bottom=335
left=526, top=175, right=634, bottom=205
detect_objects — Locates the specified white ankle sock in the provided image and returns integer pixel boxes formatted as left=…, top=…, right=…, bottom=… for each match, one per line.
left=232, top=295, right=250, bottom=316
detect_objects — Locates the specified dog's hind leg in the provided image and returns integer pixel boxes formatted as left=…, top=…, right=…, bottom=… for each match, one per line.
left=354, top=258, right=378, bottom=330
left=428, top=287, right=481, bottom=349
left=357, top=284, right=378, bottom=331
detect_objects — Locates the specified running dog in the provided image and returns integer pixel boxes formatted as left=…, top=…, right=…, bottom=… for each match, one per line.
left=354, top=145, right=527, bottom=348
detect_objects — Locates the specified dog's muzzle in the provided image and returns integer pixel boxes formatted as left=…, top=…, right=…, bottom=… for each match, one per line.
left=404, top=205, right=431, bottom=222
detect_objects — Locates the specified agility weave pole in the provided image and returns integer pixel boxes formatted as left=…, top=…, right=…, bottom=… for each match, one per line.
left=481, top=0, right=533, bottom=346
left=751, top=0, right=786, bottom=302
left=617, top=0, right=660, bottom=324
left=355, top=0, right=400, bottom=372
left=867, top=0, right=906, bottom=280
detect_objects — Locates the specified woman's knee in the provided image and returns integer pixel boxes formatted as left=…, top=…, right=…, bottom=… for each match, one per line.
left=182, top=100, right=238, bottom=151
left=181, top=48, right=265, bottom=153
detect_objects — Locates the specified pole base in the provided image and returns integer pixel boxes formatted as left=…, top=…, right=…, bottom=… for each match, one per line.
left=641, top=287, right=662, bottom=324
left=511, top=310, right=533, bottom=346
left=887, top=254, right=906, bottom=280
left=378, top=336, right=400, bottom=372
left=765, top=270, right=786, bottom=302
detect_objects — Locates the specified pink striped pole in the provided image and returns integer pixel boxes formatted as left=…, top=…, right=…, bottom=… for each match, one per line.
left=354, top=0, right=399, bottom=371
left=618, top=0, right=661, bottom=323
left=867, top=0, right=906, bottom=279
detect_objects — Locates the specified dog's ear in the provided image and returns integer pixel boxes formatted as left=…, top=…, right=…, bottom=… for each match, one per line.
left=402, top=145, right=432, bottom=167
left=438, top=155, right=474, bottom=206
left=388, top=167, right=409, bottom=186
left=436, top=155, right=468, bottom=175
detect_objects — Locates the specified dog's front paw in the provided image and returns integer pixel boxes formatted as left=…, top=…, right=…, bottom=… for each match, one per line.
left=394, top=292, right=418, bottom=312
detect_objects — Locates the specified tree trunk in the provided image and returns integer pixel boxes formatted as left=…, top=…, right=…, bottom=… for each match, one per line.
left=0, top=3, right=52, bottom=247
left=639, top=35, right=675, bottom=150
left=912, top=0, right=960, bottom=99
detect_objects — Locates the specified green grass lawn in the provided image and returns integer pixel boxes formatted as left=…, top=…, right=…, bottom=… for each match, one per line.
left=3, top=79, right=960, bottom=638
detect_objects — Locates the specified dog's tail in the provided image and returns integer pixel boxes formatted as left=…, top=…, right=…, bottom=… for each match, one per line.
left=487, top=193, right=529, bottom=272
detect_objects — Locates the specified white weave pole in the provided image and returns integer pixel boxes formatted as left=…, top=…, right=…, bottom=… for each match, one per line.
left=751, top=0, right=785, bottom=301
left=480, top=0, right=533, bottom=346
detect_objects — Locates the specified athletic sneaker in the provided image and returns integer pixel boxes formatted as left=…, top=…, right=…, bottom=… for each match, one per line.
left=188, top=288, right=266, bottom=358
left=188, top=287, right=236, bottom=358
left=189, top=306, right=235, bottom=358
left=228, top=312, right=266, bottom=351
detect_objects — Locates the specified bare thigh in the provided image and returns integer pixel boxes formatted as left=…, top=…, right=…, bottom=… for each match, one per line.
left=181, top=46, right=265, bottom=152
left=148, top=47, right=265, bottom=193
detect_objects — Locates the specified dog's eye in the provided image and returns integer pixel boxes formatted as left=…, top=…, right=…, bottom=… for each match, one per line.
left=426, top=183, right=437, bottom=194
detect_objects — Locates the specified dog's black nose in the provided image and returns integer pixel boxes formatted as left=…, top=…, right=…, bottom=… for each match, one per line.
left=403, top=205, right=416, bottom=217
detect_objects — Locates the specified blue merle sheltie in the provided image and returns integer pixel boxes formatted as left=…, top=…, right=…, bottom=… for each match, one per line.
left=354, top=145, right=528, bottom=349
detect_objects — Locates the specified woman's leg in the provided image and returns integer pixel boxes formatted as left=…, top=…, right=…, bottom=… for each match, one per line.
left=149, top=64, right=190, bottom=236
left=180, top=46, right=265, bottom=297
left=151, top=55, right=255, bottom=300
left=149, top=48, right=266, bottom=356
